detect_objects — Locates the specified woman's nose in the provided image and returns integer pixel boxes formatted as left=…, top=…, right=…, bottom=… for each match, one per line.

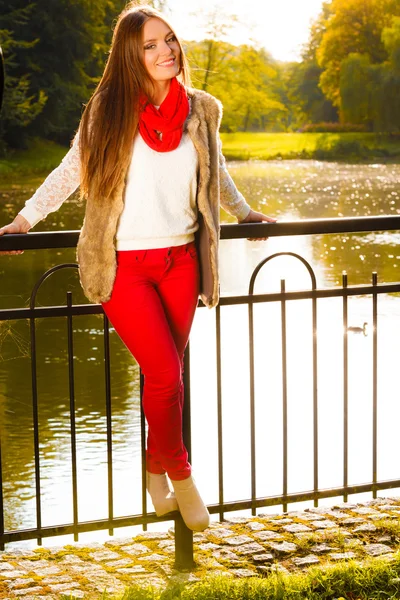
left=161, top=40, right=175, bottom=54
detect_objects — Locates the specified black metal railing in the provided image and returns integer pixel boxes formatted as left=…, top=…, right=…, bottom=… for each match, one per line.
left=1, top=215, right=400, bottom=569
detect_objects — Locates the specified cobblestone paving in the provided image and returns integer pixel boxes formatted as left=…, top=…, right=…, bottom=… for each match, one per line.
left=1, top=497, right=400, bottom=599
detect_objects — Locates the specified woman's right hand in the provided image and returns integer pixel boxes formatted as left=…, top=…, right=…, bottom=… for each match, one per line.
left=0, top=214, right=31, bottom=255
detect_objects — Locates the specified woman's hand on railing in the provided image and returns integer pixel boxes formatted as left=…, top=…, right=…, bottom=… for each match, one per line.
left=238, top=209, right=277, bottom=241
left=0, top=214, right=31, bottom=255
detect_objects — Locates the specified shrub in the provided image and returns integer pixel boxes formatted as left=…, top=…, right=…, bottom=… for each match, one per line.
left=300, top=122, right=368, bottom=133
left=314, top=138, right=369, bottom=160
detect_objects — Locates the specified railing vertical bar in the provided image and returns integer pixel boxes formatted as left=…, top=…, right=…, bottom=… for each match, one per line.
left=174, top=343, right=194, bottom=570
left=281, top=280, right=288, bottom=512
left=139, top=371, right=148, bottom=532
left=215, top=304, right=225, bottom=522
left=67, top=292, right=79, bottom=542
left=312, top=284, right=319, bottom=507
left=0, top=427, right=4, bottom=551
left=103, top=312, right=114, bottom=535
left=29, top=310, right=42, bottom=545
left=248, top=287, right=256, bottom=516
left=372, top=272, right=378, bottom=499
left=342, top=273, right=348, bottom=503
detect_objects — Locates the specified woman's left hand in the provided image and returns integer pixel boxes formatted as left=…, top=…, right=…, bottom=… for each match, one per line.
left=238, top=209, right=277, bottom=241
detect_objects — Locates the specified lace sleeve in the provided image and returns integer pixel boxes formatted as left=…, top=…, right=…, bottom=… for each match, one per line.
left=218, top=136, right=251, bottom=222
left=18, top=130, right=81, bottom=228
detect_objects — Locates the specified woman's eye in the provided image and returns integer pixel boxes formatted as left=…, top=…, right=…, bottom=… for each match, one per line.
left=144, top=36, right=176, bottom=50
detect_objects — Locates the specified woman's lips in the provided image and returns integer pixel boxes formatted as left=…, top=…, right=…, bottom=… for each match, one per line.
left=157, top=58, right=175, bottom=67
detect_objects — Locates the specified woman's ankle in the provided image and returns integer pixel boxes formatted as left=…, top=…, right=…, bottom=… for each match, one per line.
left=146, top=471, right=178, bottom=516
left=170, top=475, right=210, bottom=531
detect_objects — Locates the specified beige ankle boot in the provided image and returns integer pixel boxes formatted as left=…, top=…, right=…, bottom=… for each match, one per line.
left=170, top=474, right=210, bottom=531
left=146, top=472, right=178, bottom=517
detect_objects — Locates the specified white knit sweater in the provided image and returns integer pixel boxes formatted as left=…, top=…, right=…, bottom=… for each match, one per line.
left=19, top=104, right=251, bottom=249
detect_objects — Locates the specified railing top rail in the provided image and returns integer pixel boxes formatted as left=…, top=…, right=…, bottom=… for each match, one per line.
left=0, top=215, right=399, bottom=250
left=221, top=214, right=400, bottom=239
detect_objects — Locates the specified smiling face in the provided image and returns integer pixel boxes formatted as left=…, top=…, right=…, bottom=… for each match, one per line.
left=142, top=17, right=181, bottom=84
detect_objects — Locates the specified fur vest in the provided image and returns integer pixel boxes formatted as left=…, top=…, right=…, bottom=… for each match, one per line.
left=76, top=87, right=225, bottom=309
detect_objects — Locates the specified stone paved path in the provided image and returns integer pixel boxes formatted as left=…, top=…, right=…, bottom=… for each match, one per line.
left=1, top=496, right=400, bottom=599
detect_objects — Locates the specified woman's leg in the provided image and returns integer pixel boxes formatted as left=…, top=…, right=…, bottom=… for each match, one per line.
left=153, top=245, right=210, bottom=531
left=101, top=242, right=199, bottom=480
left=146, top=356, right=184, bottom=474
left=101, top=242, right=210, bottom=528
left=145, top=244, right=199, bottom=477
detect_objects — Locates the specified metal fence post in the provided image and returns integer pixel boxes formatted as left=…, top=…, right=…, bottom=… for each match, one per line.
left=174, top=341, right=195, bottom=570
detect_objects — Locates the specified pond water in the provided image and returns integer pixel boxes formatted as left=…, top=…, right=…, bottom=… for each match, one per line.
left=1, top=159, right=399, bottom=548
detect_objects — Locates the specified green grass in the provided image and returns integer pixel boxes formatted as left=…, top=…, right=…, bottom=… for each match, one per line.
left=219, top=132, right=400, bottom=162
left=60, top=552, right=400, bottom=600
left=0, top=137, right=68, bottom=181
left=1, top=132, right=400, bottom=185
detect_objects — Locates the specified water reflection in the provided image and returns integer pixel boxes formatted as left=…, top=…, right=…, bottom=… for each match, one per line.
left=1, top=160, right=399, bottom=547
left=231, top=159, right=400, bottom=286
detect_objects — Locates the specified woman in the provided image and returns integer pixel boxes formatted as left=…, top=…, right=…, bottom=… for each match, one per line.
left=0, top=3, right=275, bottom=531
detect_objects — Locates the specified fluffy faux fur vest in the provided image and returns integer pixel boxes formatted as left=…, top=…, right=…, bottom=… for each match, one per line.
left=76, top=87, right=224, bottom=309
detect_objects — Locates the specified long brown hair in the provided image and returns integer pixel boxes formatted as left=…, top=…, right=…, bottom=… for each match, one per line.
left=77, top=3, right=192, bottom=202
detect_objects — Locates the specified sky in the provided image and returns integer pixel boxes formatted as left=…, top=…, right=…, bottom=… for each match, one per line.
left=164, top=0, right=326, bottom=62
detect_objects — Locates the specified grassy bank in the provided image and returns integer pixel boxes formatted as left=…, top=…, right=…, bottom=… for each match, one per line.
left=66, top=552, right=400, bottom=599
left=220, top=132, right=400, bottom=162
left=1, top=504, right=399, bottom=600
left=61, top=515, right=400, bottom=600
left=0, top=137, right=67, bottom=182
left=1, top=132, right=400, bottom=184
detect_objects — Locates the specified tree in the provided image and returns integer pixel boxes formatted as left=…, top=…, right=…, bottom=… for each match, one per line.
left=0, top=3, right=47, bottom=149
left=317, top=0, right=400, bottom=111
left=187, top=41, right=286, bottom=132
left=382, top=15, right=400, bottom=70
left=286, top=60, right=337, bottom=127
left=187, top=39, right=237, bottom=93
left=302, top=1, right=333, bottom=63
left=286, top=2, right=337, bottom=127
left=0, top=0, right=168, bottom=149
left=223, top=46, right=286, bottom=132
left=185, top=6, right=241, bottom=92
left=338, top=15, right=400, bottom=131
left=340, top=53, right=373, bottom=126
left=19, top=0, right=117, bottom=144
left=377, top=16, right=400, bottom=131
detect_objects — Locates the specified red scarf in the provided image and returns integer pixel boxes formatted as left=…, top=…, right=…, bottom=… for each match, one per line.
left=138, top=77, right=189, bottom=152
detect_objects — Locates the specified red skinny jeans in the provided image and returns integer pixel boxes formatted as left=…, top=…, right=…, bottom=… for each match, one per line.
left=101, top=241, right=200, bottom=480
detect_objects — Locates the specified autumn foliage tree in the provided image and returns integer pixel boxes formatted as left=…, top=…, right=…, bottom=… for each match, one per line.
left=338, top=15, right=400, bottom=131
left=184, top=8, right=286, bottom=132
left=286, top=2, right=337, bottom=127
left=317, top=0, right=400, bottom=111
